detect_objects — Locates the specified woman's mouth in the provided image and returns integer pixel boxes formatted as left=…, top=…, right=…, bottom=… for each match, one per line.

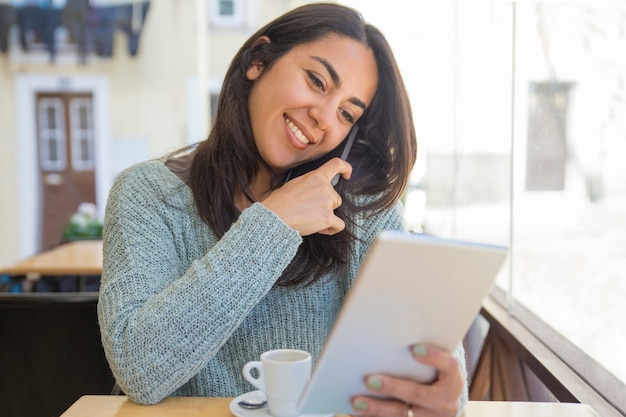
left=285, top=116, right=310, bottom=145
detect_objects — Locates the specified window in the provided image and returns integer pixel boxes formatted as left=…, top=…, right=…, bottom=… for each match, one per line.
left=69, top=97, right=95, bottom=171
left=38, top=97, right=67, bottom=172
left=343, top=0, right=626, bottom=393
left=218, top=0, right=235, bottom=16
left=508, top=0, right=626, bottom=387
left=208, top=0, right=245, bottom=28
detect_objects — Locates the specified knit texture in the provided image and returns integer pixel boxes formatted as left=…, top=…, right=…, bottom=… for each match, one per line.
left=97, top=158, right=468, bottom=413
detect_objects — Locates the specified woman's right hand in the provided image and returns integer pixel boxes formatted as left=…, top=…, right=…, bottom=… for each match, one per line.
left=261, top=158, right=352, bottom=236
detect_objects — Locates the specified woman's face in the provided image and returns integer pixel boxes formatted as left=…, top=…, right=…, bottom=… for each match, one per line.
left=246, top=34, right=378, bottom=174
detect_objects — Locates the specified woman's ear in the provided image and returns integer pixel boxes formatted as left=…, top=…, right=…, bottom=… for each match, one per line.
left=250, top=35, right=271, bottom=49
left=246, top=61, right=264, bottom=81
left=246, top=36, right=271, bottom=81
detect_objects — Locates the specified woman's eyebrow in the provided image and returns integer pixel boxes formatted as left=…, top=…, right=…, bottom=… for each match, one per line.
left=310, top=55, right=367, bottom=110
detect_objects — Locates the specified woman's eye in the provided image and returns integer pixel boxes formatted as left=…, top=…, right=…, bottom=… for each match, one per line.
left=307, top=71, right=325, bottom=91
left=340, top=109, right=355, bottom=124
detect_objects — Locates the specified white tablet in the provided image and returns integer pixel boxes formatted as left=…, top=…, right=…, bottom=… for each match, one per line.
left=298, top=230, right=508, bottom=415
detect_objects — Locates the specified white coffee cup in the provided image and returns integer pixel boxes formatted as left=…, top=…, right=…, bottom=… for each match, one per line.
left=243, top=349, right=312, bottom=417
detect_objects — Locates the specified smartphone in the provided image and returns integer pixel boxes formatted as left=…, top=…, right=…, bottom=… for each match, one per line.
left=284, top=125, right=358, bottom=186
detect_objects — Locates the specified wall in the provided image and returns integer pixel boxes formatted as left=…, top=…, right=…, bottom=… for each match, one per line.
left=0, top=0, right=310, bottom=264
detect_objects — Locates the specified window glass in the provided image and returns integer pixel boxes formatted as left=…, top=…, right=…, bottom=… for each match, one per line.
left=38, top=97, right=67, bottom=171
left=208, top=0, right=244, bottom=27
left=511, top=0, right=626, bottom=385
left=69, top=98, right=95, bottom=171
left=219, top=0, right=234, bottom=16
left=342, top=0, right=626, bottom=385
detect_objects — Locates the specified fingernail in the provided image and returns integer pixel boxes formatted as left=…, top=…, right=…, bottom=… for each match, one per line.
left=412, top=343, right=427, bottom=357
left=353, top=399, right=368, bottom=411
left=366, top=375, right=382, bottom=390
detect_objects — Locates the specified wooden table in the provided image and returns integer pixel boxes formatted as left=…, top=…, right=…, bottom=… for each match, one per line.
left=0, top=240, right=103, bottom=276
left=61, top=396, right=601, bottom=417
left=0, top=240, right=102, bottom=291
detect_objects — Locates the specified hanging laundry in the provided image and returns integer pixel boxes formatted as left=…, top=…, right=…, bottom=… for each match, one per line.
left=85, top=1, right=150, bottom=58
left=86, top=3, right=117, bottom=57
left=4, top=0, right=150, bottom=63
left=62, top=0, right=90, bottom=63
left=116, top=1, right=150, bottom=56
left=15, top=4, right=63, bottom=62
left=0, top=4, right=16, bottom=53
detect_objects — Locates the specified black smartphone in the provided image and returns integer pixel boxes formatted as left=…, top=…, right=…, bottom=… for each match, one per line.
left=284, top=125, right=359, bottom=185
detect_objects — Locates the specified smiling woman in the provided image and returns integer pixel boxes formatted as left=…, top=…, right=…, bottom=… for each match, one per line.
left=96, top=3, right=469, bottom=417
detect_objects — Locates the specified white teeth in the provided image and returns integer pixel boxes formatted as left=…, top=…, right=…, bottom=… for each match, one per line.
left=286, top=117, right=310, bottom=144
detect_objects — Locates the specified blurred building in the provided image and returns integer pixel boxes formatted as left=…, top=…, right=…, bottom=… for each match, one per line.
left=0, top=0, right=311, bottom=261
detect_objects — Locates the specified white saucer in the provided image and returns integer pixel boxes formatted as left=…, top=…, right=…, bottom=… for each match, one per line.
left=229, top=390, right=331, bottom=417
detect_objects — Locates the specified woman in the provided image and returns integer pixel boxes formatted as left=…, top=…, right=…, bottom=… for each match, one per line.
left=98, top=3, right=467, bottom=417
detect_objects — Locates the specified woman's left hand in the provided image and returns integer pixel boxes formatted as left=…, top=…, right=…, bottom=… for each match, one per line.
left=351, top=343, right=464, bottom=417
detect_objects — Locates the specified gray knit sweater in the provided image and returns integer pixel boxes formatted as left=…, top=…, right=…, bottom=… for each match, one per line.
left=97, top=158, right=468, bottom=410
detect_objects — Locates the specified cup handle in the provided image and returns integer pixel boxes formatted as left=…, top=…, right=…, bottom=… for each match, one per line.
left=243, top=360, right=265, bottom=391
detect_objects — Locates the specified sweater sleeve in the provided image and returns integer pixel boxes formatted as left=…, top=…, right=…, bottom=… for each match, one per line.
left=97, top=162, right=302, bottom=404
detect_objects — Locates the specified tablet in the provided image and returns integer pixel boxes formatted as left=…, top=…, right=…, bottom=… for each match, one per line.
left=298, top=230, right=508, bottom=414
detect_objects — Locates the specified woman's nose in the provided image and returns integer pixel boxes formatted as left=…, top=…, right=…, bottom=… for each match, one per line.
left=308, top=104, right=334, bottom=131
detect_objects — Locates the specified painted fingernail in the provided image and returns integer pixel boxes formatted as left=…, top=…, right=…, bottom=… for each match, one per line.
left=366, top=375, right=382, bottom=390
left=412, top=343, right=427, bottom=357
left=353, top=399, right=368, bottom=411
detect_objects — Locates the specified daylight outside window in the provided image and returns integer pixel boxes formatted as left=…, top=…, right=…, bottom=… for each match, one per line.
left=343, top=0, right=626, bottom=386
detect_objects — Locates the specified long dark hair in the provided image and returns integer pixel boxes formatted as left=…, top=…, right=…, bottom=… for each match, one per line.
left=189, top=3, right=417, bottom=286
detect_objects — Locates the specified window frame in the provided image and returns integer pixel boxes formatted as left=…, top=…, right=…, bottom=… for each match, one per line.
left=481, top=286, right=626, bottom=417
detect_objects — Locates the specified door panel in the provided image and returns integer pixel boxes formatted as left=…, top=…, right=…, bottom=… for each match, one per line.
left=37, top=93, right=96, bottom=251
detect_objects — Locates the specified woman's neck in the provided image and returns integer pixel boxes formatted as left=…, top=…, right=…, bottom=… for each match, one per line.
left=235, top=165, right=274, bottom=211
